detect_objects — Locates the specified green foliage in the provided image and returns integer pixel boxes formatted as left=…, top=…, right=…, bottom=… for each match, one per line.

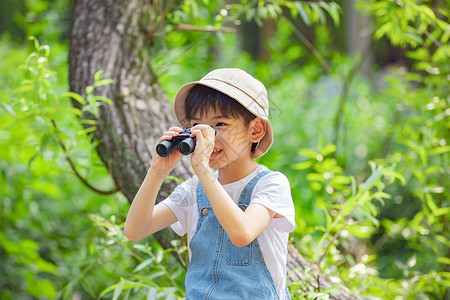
left=0, top=35, right=185, bottom=299
left=9, top=37, right=113, bottom=172
left=360, top=0, right=449, bottom=48
left=11, top=0, right=72, bottom=43
left=1, top=0, right=449, bottom=299
left=289, top=268, right=341, bottom=300
left=90, top=214, right=186, bottom=300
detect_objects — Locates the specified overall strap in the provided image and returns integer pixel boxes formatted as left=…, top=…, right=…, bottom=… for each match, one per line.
left=197, top=180, right=211, bottom=213
left=196, top=169, right=272, bottom=212
left=238, top=170, right=272, bottom=208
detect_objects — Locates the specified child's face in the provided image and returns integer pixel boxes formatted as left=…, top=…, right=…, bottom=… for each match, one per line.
left=190, top=108, right=254, bottom=170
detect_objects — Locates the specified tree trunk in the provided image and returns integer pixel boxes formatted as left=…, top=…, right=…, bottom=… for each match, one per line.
left=69, top=1, right=359, bottom=299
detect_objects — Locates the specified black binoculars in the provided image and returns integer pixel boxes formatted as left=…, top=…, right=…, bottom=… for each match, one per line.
left=156, top=127, right=216, bottom=157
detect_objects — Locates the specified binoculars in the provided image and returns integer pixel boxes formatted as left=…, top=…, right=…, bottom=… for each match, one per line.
left=156, top=127, right=216, bottom=157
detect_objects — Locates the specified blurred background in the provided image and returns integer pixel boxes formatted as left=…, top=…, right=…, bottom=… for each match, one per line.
left=0, top=0, right=449, bottom=299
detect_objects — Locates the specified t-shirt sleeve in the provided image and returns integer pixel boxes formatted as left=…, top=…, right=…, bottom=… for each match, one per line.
left=159, top=176, right=197, bottom=236
left=251, top=171, right=296, bottom=232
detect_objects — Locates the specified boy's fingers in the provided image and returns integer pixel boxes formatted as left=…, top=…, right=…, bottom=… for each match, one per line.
left=158, top=134, right=174, bottom=142
left=160, top=127, right=183, bottom=140
left=168, top=126, right=183, bottom=132
left=156, top=130, right=181, bottom=145
left=191, top=125, right=215, bottom=139
left=190, top=129, right=204, bottom=141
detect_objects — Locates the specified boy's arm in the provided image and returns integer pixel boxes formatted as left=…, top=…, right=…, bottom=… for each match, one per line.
left=124, top=169, right=178, bottom=241
left=124, top=127, right=185, bottom=241
left=196, top=169, right=275, bottom=247
left=190, top=125, right=275, bottom=247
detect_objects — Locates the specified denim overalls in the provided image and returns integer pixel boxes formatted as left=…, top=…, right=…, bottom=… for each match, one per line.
left=185, top=170, right=289, bottom=299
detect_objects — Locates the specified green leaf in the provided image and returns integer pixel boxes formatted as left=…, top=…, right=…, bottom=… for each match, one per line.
left=93, top=95, right=113, bottom=105
left=384, top=169, right=406, bottom=185
left=28, top=152, right=40, bottom=169
left=36, top=257, right=58, bottom=274
left=292, top=161, right=312, bottom=170
left=374, top=22, right=393, bottom=40
left=0, top=102, right=16, bottom=117
left=166, top=175, right=184, bottom=183
left=438, top=257, right=450, bottom=265
left=406, top=48, right=429, bottom=60
left=425, top=193, right=438, bottom=212
left=296, top=3, right=310, bottom=26
left=331, top=175, right=351, bottom=185
left=85, top=85, right=94, bottom=95
left=342, top=196, right=356, bottom=216
left=433, top=207, right=450, bottom=217
left=12, top=84, right=33, bottom=95
left=435, top=235, right=449, bottom=247
left=420, top=5, right=436, bottom=20
left=147, top=270, right=166, bottom=281
left=27, top=279, right=57, bottom=298
left=431, top=46, right=449, bottom=63
left=346, top=225, right=375, bottom=239
left=415, top=61, right=433, bottom=71
left=405, top=32, right=423, bottom=45
left=320, top=144, right=336, bottom=156
left=326, top=2, right=341, bottom=26
left=147, top=287, right=157, bottom=300
left=133, top=244, right=152, bottom=254
left=246, top=8, right=255, bottom=22
left=94, top=70, right=105, bottom=81
left=133, top=258, right=155, bottom=273
left=113, top=279, right=124, bottom=300
left=61, top=91, right=85, bottom=104
left=351, top=177, right=356, bottom=196
left=321, top=285, right=341, bottom=294
left=134, top=274, right=157, bottom=286
left=309, top=3, right=325, bottom=23
left=29, top=36, right=40, bottom=50
left=93, top=79, right=114, bottom=88
left=81, top=119, right=99, bottom=125
left=429, top=146, right=450, bottom=155
left=359, top=207, right=380, bottom=226
left=299, top=148, right=321, bottom=160
left=413, top=169, right=426, bottom=185
left=306, top=173, right=325, bottom=182
left=81, top=278, right=97, bottom=298
left=76, top=126, right=97, bottom=135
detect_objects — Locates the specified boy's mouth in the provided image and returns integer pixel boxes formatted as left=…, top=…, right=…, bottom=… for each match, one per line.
left=210, top=148, right=222, bottom=158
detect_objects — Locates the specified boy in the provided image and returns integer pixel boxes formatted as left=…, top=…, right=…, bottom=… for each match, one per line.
left=124, top=68, right=295, bottom=299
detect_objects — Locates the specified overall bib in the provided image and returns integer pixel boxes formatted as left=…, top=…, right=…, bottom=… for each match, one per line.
left=185, top=170, right=289, bottom=299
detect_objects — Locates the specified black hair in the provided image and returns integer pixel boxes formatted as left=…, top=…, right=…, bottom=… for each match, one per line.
left=184, top=85, right=256, bottom=126
left=184, top=84, right=258, bottom=153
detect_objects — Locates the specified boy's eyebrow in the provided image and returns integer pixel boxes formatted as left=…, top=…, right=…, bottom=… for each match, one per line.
left=191, top=115, right=229, bottom=120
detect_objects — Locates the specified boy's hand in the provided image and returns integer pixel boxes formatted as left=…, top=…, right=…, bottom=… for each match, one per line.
left=190, top=124, right=215, bottom=173
left=150, top=127, right=184, bottom=177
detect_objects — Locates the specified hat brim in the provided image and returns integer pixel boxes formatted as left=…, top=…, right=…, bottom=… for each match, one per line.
left=173, top=81, right=273, bottom=159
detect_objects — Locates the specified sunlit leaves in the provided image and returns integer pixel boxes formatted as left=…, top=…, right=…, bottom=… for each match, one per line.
left=359, top=0, right=443, bottom=48
left=90, top=214, right=187, bottom=300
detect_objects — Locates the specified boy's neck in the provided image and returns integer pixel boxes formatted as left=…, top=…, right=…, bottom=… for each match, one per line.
left=217, top=159, right=259, bottom=185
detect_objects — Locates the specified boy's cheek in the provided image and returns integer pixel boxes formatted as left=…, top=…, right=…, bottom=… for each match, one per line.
left=215, top=128, right=226, bottom=137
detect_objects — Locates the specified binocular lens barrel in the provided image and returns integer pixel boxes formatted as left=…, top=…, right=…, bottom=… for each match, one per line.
left=156, top=140, right=177, bottom=157
left=156, top=126, right=214, bottom=157
left=178, top=138, right=196, bottom=155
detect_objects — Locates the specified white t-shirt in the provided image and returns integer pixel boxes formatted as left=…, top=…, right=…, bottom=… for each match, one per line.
left=161, top=165, right=295, bottom=299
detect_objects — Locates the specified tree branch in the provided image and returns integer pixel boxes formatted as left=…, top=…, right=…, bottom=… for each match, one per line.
left=317, top=218, right=350, bottom=266
left=51, top=119, right=120, bottom=195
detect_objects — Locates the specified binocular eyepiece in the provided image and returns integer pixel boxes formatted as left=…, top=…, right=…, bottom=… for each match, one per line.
left=156, top=126, right=216, bottom=157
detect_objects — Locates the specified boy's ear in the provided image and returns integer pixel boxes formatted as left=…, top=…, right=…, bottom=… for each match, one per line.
left=249, top=117, right=266, bottom=143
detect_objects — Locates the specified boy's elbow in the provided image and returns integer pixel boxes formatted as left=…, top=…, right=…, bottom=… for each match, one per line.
left=229, top=231, right=253, bottom=248
left=124, top=225, right=144, bottom=242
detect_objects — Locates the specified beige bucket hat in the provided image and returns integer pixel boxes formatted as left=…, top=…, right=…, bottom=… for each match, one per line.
left=173, top=68, right=273, bottom=158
